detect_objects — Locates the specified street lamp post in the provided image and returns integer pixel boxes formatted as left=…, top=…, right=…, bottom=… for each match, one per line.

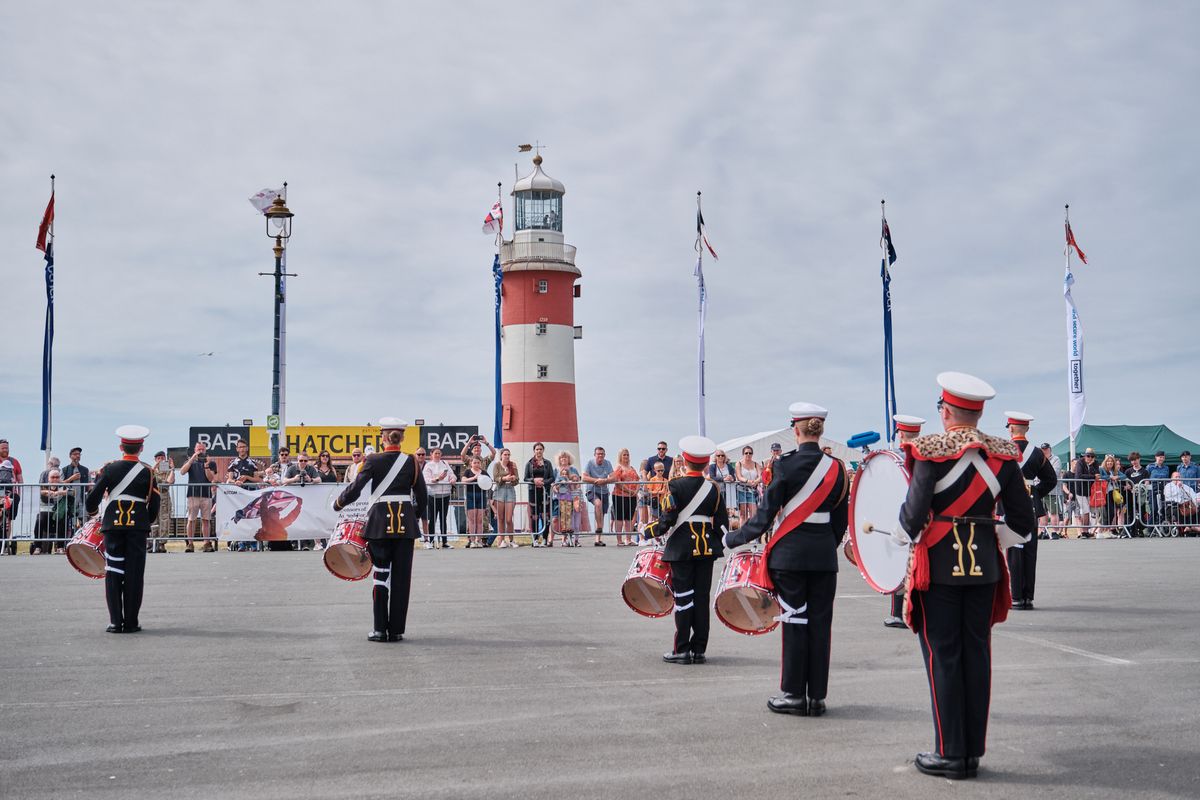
left=261, top=189, right=295, bottom=463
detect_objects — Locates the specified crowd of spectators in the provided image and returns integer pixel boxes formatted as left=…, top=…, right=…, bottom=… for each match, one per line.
left=5, top=434, right=1200, bottom=555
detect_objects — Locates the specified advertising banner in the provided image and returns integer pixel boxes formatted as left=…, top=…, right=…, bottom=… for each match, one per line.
left=215, top=483, right=361, bottom=541
left=189, top=426, right=250, bottom=457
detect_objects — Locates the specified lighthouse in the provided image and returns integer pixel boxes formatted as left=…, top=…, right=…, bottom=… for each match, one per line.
left=499, top=154, right=581, bottom=470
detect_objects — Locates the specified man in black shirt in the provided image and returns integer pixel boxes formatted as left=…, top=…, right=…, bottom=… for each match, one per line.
left=1072, top=447, right=1101, bottom=537
left=226, top=440, right=263, bottom=551
left=181, top=442, right=217, bottom=552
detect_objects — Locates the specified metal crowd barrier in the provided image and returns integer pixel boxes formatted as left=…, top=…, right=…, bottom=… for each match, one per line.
left=8, top=474, right=1197, bottom=553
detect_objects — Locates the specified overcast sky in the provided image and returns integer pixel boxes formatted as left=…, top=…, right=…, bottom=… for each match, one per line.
left=2, top=1, right=1197, bottom=467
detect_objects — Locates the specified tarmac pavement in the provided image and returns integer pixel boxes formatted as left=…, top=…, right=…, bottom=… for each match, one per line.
left=2, top=539, right=1198, bottom=799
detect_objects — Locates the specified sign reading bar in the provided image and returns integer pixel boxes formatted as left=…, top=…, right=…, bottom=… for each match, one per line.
left=419, top=425, right=480, bottom=454
left=189, top=426, right=250, bottom=457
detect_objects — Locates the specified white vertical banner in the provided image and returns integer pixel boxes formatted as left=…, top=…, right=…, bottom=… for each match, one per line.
left=1064, top=211, right=1087, bottom=452
left=695, top=254, right=707, bottom=436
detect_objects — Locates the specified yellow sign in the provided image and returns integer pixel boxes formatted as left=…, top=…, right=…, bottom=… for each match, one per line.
left=248, top=426, right=420, bottom=459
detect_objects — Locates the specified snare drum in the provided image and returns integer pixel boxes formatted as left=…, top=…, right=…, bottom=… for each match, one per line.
left=66, top=517, right=106, bottom=580
left=323, top=518, right=370, bottom=581
left=714, top=549, right=780, bottom=635
left=621, top=545, right=672, bottom=618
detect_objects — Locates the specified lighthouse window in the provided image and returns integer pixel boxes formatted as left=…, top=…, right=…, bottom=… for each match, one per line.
left=535, top=322, right=547, bottom=335
left=536, top=280, right=549, bottom=294
left=537, top=364, right=549, bottom=379
left=515, top=191, right=562, bottom=232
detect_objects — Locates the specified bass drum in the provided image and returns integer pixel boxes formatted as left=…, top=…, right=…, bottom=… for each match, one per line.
left=66, top=517, right=106, bottom=579
left=848, top=449, right=912, bottom=594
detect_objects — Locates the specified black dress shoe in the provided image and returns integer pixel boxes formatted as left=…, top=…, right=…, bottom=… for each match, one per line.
left=914, top=752, right=967, bottom=780
left=124, top=625, right=142, bottom=633
left=966, top=757, right=980, bottom=778
left=883, top=616, right=907, bottom=629
left=388, top=633, right=404, bottom=642
left=767, top=693, right=808, bottom=716
left=367, top=631, right=386, bottom=642
left=808, top=698, right=826, bottom=717
left=662, top=651, right=693, bottom=665
left=692, top=653, right=707, bottom=664
left=105, top=624, right=123, bottom=634
left=1024, top=600, right=1035, bottom=610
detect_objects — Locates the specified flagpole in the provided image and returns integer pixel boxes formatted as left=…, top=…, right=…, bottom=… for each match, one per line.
left=43, top=174, right=55, bottom=462
left=695, top=191, right=707, bottom=437
left=1065, top=204, right=1076, bottom=465
left=493, top=181, right=504, bottom=448
left=880, top=199, right=897, bottom=446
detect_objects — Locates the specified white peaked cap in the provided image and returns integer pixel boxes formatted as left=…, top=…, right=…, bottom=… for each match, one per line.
left=679, top=435, right=717, bottom=461
left=789, top=402, right=828, bottom=421
left=1004, top=411, right=1035, bottom=425
left=893, top=414, right=926, bottom=431
left=377, top=417, right=409, bottom=430
left=116, top=424, right=150, bottom=442
left=936, top=372, right=996, bottom=411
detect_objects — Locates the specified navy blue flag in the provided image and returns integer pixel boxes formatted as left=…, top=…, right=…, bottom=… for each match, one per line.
left=41, top=242, right=54, bottom=451
left=492, top=255, right=504, bottom=448
left=880, top=217, right=898, bottom=442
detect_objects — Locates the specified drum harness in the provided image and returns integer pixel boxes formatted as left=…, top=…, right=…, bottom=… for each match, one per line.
left=664, top=481, right=715, bottom=612
left=764, top=455, right=841, bottom=626
left=365, top=454, right=410, bottom=591
left=101, top=463, right=148, bottom=574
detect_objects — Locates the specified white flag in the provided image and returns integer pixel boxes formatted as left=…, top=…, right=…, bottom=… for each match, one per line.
left=1064, top=260, right=1086, bottom=441
left=249, top=187, right=283, bottom=216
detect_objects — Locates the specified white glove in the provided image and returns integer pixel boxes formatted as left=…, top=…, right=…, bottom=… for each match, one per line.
left=891, top=527, right=913, bottom=547
left=721, top=530, right=733, bottom=551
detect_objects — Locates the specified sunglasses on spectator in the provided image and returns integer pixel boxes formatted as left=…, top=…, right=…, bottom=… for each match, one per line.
left=298, top=458, right=308, bottom=462
left=657, top=447, right=667, bottom=451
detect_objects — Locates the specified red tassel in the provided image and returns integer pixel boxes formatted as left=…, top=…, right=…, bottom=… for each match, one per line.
left=911, top=541, right=931, bottom=591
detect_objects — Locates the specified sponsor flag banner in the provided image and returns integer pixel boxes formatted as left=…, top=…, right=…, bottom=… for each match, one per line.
left=1064, top=213, right=1087, bottom=442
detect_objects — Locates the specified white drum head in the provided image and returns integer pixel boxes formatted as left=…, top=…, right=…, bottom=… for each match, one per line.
left=476, top=474, right=494, bottom=491
left=848, top=450, right=912, bottom=593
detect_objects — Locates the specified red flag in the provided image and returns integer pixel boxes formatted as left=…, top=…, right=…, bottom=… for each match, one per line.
left=36, top=191, right=54, bottom=252
left=1065, top=220, right=1087, bottom=264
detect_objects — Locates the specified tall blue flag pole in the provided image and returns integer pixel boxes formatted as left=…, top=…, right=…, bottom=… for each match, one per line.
left=880, top=200, right=898, bottom=445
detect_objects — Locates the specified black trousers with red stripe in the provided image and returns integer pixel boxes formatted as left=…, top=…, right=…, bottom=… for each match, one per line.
left=367, top=538, right=415, bottom=636
left=912, top=582, right=994, bottom=759
left=770, top=569, right=836, bottom=699
left=667, top=559, right=714, bottom=655
left=890, top=589, right=905, bottom=618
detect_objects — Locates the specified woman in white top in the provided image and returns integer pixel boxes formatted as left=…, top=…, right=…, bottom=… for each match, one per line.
left=735, top=446, right=761, bottom=522
left=422, top=448, right=456, bottom=549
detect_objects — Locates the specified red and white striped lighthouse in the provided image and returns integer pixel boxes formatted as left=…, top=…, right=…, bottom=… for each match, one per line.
left=499, top=154, right=581, bottom=469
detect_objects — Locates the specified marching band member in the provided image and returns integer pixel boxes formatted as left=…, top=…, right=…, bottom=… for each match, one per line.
left=334, top=418, right=428, bottom=643
left=1003, top=411, right=1057, bottom=610
left=897, top=374, right=1035, bottom=779
left=84, top=425, right=160, bottom=634
left=641, top=435, right=727, bottom=665
left=884, top=414, right=925, bottom=629
left=723, top=403, right=849, bottom=717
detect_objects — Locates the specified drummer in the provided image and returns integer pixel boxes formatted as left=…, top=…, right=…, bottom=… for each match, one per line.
left=884, top=414, right=925, bottom=629
left=334, top=418, right=427, bottom=643
left=723, top=403, right=849, bottom=717
left=84, top=425, right=160, bottom=634
left=1003, top=411, right=1056, bottom=611
left=897, top=373, right=1035, bottom=779
left=640, top=435, right=727, bottom=665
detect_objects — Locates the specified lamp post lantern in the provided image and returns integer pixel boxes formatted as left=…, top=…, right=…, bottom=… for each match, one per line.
left=260, top=187, right=296, bottom=463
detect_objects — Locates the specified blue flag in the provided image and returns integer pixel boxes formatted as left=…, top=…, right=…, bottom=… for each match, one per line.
left=41, top=242, right=54, bottom=451
left=492, top=255, right=504, bottom=448
left=881, top=217, right=898, bottom=443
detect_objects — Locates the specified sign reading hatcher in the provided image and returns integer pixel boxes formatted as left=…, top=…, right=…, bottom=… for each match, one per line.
left=190, top=424, right=480, bottom=459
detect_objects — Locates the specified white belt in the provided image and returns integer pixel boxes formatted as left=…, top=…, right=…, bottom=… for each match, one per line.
left=109, top=495, right=145, bottom=503
left=802, top=512, right=830, bottom=525
left=679, top=515, right=713, bottom=524
left=376, top=495, right=411, bottom=503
